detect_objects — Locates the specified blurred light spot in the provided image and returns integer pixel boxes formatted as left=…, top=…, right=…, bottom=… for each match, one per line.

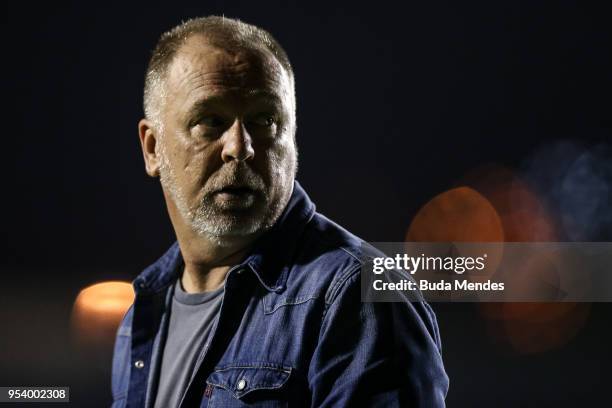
left=460, top=164, right=558, bottom=241
left=457, top=163, right=591, bottom=353
left=559, top=148, right=612, bottom=241
left=71, top=281, right=134, bottom=347
left=406, top=186, right=504, bottom=299
left=406, top=186, right=504, bottom=242
left=491, top=302, right=591, bottom=354
left=520, top=141, right=612, bottom=241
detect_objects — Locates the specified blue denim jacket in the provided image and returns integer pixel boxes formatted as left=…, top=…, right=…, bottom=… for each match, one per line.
left=111, top=181, right=448, bottom=407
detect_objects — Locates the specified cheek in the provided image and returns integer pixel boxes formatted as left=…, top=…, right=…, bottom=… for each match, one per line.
left=264, top=139, right=297, bottom=186
left=167, top=135, right=221, bottom=194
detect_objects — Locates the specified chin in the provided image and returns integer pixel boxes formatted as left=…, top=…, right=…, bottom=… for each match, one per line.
left=199, top=227, right=262, bottom=248
left=187, top=193, right=286, bottom=245
left=192, top=214, right=267, bottom=242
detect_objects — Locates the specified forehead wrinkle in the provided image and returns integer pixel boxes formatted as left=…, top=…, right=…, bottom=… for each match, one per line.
left=175, top=69, right=285, bottom=112
left=170, top=59, right=283, bottom=106
left=180, top=79, right=284, bottom=109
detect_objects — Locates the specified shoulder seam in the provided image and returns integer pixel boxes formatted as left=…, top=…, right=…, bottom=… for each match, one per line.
left=324, top=262, right=362, bottom=307
left=321, top=266, right=361, bottom=323
left=339, top=245, right=363, bottom=263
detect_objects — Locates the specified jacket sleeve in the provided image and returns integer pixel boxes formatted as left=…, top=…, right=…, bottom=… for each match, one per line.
left=307, top=268, right=448, bottom=407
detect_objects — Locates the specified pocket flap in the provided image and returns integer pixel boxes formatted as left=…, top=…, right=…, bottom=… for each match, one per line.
left=207, top=364, right=292, bottom=399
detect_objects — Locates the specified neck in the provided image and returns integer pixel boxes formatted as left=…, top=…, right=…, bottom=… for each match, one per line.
left=181, top=240, right=253, bottom=293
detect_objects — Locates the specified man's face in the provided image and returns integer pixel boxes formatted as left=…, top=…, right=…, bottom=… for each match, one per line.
left=155, top=35, right=297, bottom=244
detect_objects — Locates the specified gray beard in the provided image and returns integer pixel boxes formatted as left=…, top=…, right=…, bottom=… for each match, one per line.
left=159, top=156, right=292, bottom=247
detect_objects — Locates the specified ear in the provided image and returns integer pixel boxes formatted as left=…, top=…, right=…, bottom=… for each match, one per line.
left=138, top=119, right=162, bottom=177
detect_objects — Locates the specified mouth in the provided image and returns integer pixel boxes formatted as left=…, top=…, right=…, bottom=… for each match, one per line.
left=212, top=185, right=259, bottom=204
left=215, top=185, right=257, bottom=195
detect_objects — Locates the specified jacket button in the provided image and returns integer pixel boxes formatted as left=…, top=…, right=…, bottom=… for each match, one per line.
left=236, top=379, right=247, bottom=391
left=134, top=360, right=145, bottom=369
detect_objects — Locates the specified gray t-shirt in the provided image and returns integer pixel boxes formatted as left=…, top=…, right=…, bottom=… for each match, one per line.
left=153, top=279, right=225, bottom=408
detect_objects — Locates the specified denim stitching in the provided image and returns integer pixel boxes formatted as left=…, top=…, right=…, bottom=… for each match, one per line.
left=262, top=294, right=319, bottom=314
left=325, top=263, right=361, bottom=306
left=214, top=363, right=292, bottom=371
left=206, top=366, right=292, bottom=399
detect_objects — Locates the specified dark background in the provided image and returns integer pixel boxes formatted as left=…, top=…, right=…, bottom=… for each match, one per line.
left=1, top=1, right=610, bottom=406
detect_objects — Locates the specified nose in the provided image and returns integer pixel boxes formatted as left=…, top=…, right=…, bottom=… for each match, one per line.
left=221, top=119, right=255, bottom=163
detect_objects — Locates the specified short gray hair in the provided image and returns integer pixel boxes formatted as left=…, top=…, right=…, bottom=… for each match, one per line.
left=143, top=16, right=295, bottom=127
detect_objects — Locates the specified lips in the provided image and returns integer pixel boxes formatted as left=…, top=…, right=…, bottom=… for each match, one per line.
left=211, top=185, right=261, bottom=204
left=215, top=186, right=257, bottom=195
left=211, top=185, right=259, bottom=209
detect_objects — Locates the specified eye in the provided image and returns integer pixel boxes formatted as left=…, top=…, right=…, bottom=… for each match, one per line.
left=249, top=114, right=276, bottom=127
left=196, top=115, right=226, bottom=128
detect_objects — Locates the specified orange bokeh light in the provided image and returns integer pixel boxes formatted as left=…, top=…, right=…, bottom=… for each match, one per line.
left=71, top=281, right=134, bottom=347
left=406, top=166, right=591, bottom=353
left=456, top=165, right=590, bottom=354
left=406, top=186, right=505, bottom=292
left=406, top=186, right=504, bottom=243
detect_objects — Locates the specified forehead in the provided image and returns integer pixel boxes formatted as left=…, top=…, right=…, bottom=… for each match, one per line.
left=166, top=35, right=288, bottom=105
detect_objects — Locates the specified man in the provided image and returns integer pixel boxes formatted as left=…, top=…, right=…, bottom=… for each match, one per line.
left=111, top=16, right=448, bottom=408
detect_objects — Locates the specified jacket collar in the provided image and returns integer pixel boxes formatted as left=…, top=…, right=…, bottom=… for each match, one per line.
left=133, top=180, right=316, bottom=295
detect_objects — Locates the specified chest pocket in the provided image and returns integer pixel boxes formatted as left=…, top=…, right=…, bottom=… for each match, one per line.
left=205, top=364, right=292, bottom=407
